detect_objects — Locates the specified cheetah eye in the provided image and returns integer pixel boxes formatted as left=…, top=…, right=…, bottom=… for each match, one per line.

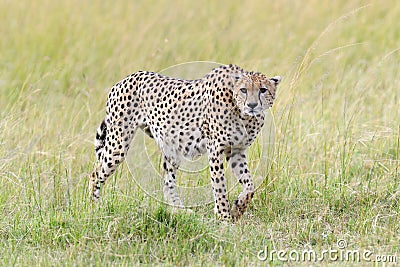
left=260, top=87, right=268, bottom=94
left=240, top=88, right=247, bottom=94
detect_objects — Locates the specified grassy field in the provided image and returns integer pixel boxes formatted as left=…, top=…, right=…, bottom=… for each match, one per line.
left=1, top=0, right=399, bottom=265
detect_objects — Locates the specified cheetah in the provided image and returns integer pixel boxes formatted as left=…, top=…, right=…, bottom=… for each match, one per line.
left=89, top=64, right=281, bottom=221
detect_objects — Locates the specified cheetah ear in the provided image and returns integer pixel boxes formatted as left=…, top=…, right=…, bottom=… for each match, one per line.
left=269, top=76, right=282, bottom=86
left=230, top=72, right=243, bottom=86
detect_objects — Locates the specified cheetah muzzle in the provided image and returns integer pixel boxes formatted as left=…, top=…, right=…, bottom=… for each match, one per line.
left=89, top=64, right=281, bottom=221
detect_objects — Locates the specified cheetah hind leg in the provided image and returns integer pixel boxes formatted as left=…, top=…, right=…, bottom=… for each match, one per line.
left=162, top=157, right=184, bottom=208
left=90, top=122, right=136, bottom=201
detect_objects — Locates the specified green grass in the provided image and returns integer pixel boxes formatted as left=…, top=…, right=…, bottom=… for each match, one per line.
left=1, top=0, right=400, bottom=265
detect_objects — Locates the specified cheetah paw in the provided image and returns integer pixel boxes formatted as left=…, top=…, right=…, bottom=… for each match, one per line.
left=231, top=200, right=242, bottom=222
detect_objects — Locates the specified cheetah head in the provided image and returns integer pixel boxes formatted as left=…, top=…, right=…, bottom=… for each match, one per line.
left=231, top=72, right=281, bottom=116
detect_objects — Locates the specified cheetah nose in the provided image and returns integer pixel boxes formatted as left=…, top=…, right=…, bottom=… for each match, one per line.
left=247, top=103, right=258, bottom=109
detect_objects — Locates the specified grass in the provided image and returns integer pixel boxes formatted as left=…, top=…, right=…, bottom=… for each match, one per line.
left=1, top=0, right=399, bottom=265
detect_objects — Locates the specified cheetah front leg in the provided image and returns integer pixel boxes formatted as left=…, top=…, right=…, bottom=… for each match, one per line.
left=207, top=142, right=231, bottom=220
left=227, top=151, right=255, bottom=221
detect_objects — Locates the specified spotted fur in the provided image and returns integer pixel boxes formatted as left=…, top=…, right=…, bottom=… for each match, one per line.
left=89, top=64, right=281, bottom=221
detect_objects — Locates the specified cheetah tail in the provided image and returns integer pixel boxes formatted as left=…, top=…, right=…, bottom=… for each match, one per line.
left=94, top=119, right=107, bottom=162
